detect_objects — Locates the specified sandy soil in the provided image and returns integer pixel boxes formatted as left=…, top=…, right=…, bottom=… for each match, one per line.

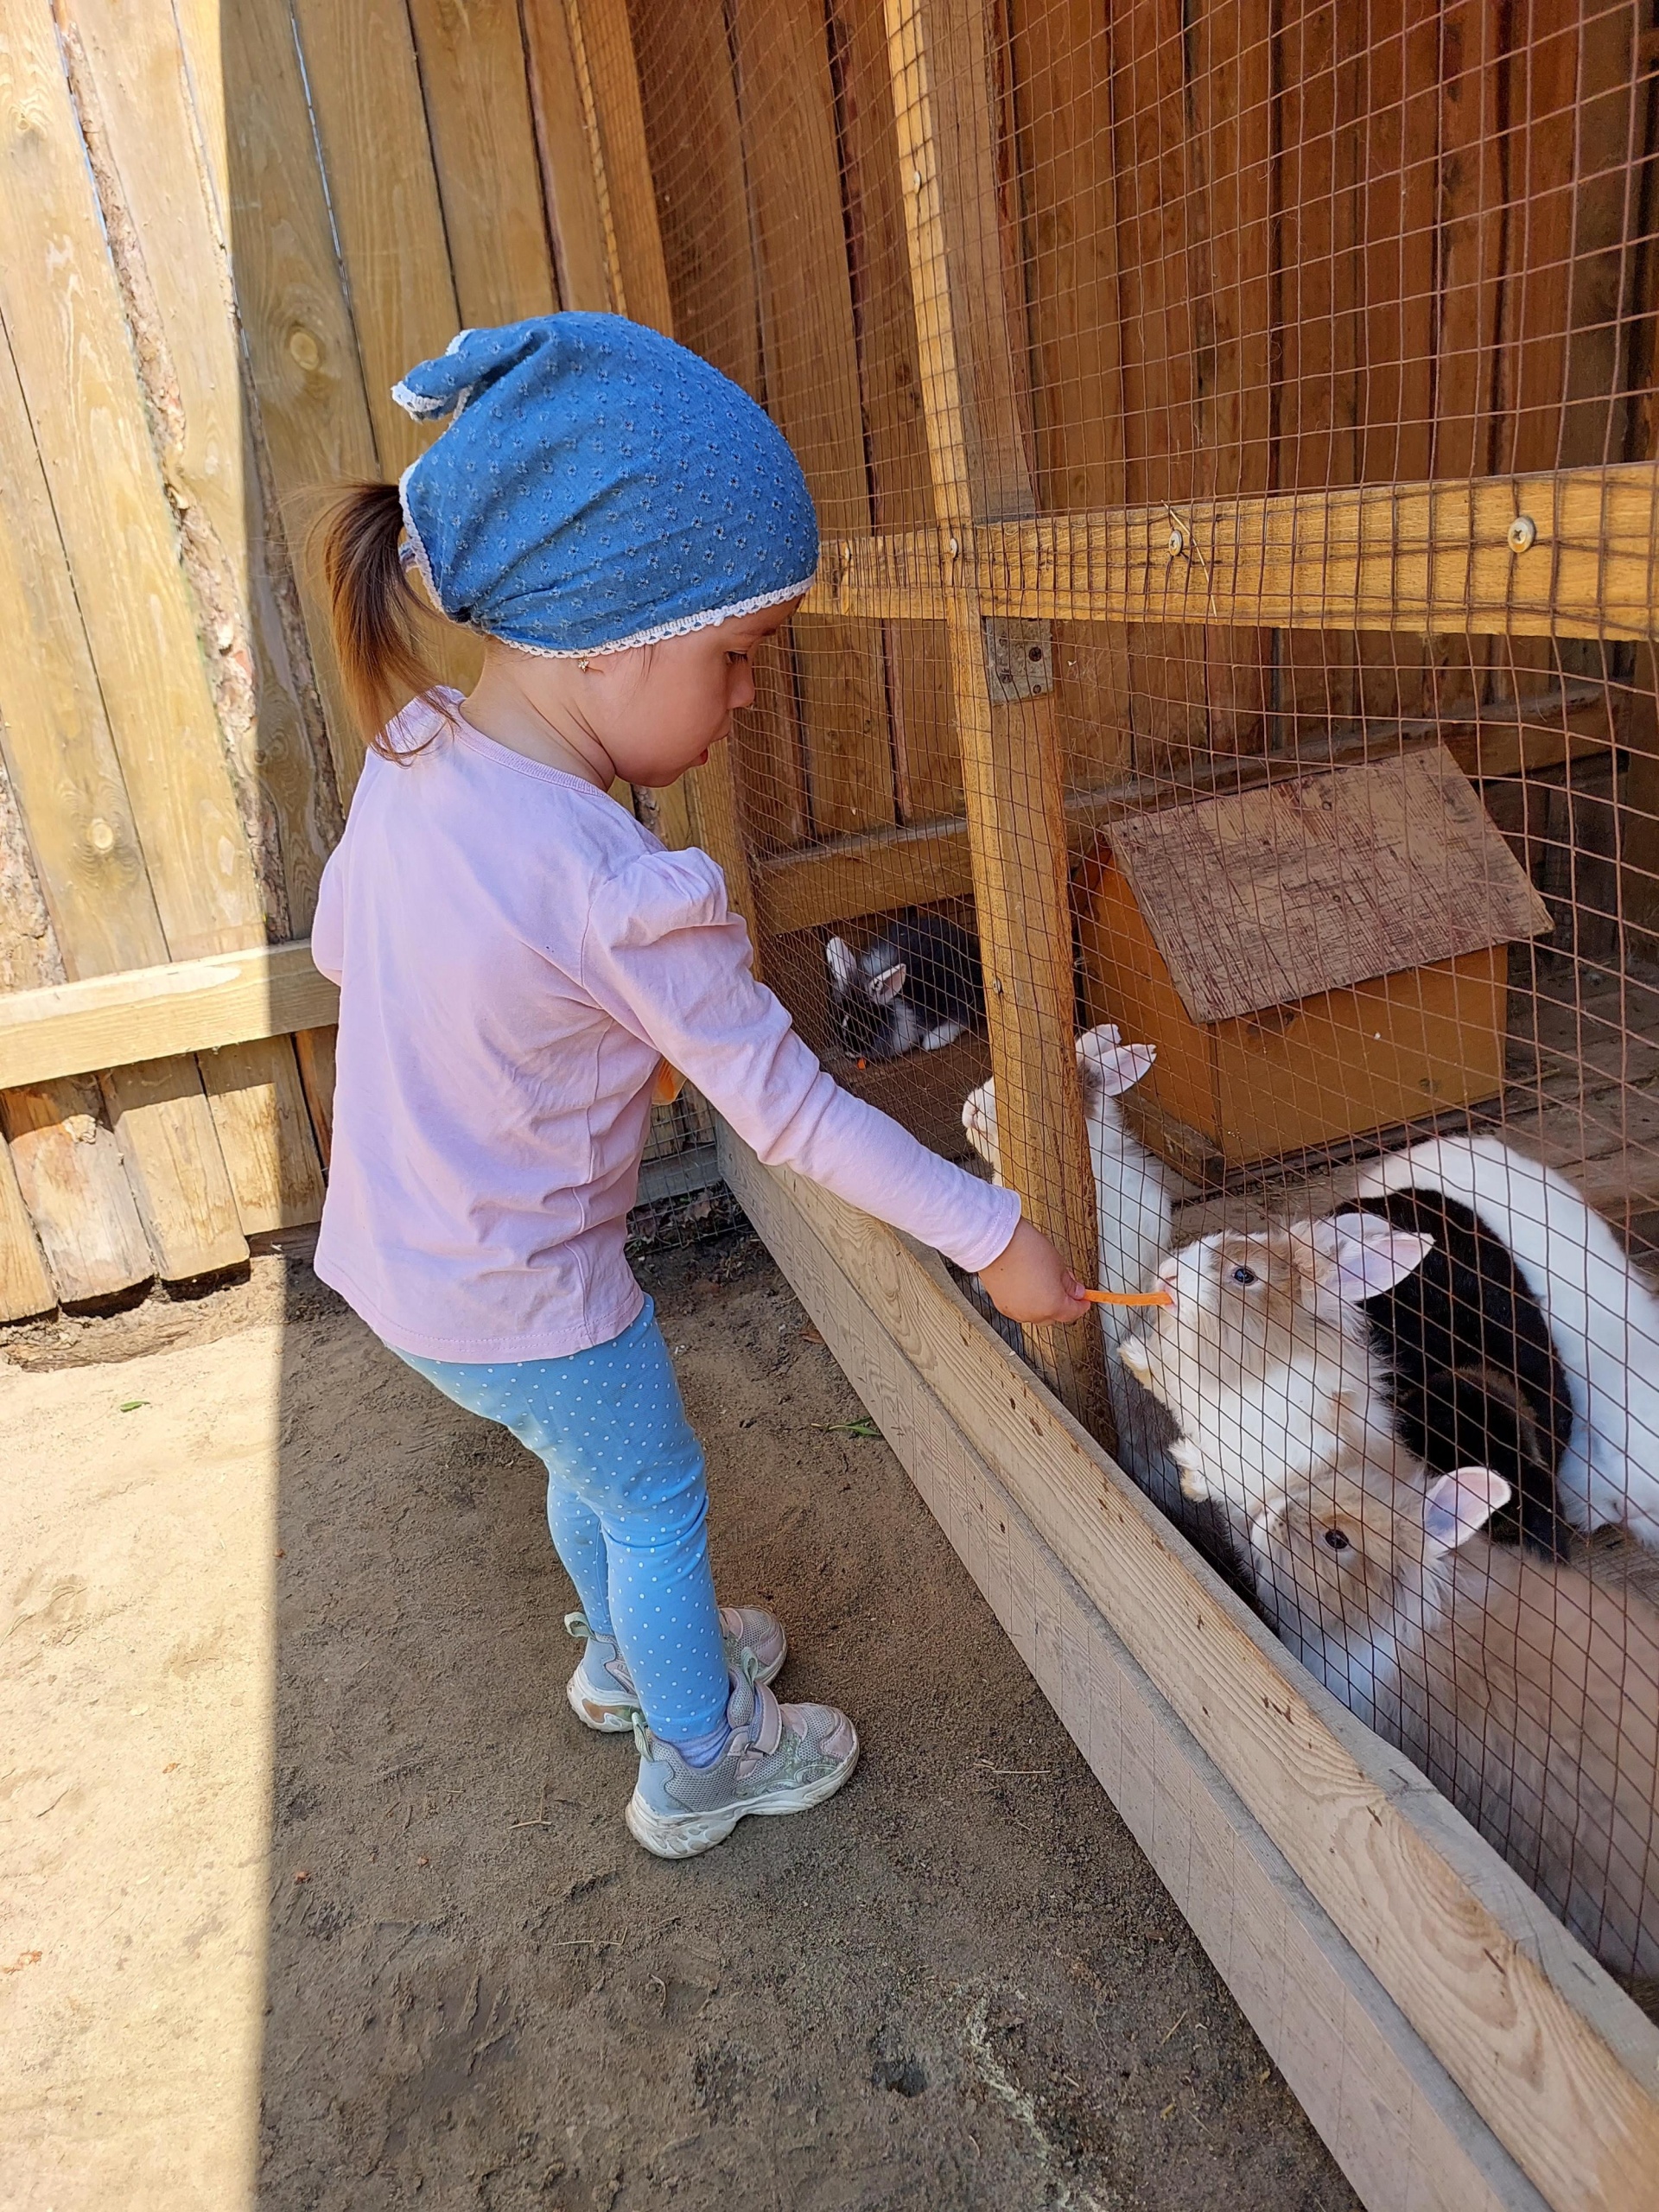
left=3, top=1227, right=1357, bottom=2212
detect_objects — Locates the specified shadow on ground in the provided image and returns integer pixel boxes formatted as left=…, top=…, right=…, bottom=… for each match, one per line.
left=255, top=1228, right=1357, bottom=2211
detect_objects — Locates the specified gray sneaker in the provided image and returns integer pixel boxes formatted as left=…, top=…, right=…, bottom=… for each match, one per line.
left=626, top=1660, right=859, bottom=1859
left=564, top=1606, right=787, bottom=1732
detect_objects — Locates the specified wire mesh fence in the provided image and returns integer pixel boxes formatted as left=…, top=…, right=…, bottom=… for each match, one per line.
left=626, top=0, right=1659, bottom=1995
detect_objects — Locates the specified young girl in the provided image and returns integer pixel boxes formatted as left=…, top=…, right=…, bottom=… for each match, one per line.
left=311, top=315, right=1090, bottom=1859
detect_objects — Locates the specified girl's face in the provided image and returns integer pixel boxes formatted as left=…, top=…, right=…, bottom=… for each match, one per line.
left=577, top=601, right=801, bottom=789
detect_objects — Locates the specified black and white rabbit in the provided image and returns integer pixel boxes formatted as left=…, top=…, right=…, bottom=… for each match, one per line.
left=825, top=911, right=984, bottom=1062
left=1351, top=1185, right=1574, bottom=1558
left=1352, top=1135, right=1659, bottom=1551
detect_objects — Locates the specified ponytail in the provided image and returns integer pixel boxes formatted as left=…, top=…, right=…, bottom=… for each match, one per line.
left=314, top=481, right=446, bottom=759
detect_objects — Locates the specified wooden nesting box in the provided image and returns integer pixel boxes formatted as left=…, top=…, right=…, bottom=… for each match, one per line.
left=1075, top=748, right=1553, bottom=1172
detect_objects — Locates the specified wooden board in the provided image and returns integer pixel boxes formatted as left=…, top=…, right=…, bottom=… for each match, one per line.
left=798, top=461, right=1659, bottom=642
left=404, top=0, right=558, bottom=329
left=1107, top=749, right=1552, bottom=1025
left=206, top=0, right=385, bottom=803
left=0, top=944, right=338, bottom=1093
left=289, top=0, right=462, bottom=477
left=730, top=0, right=893, bottom=841
left=99, top=1058, right=248, bottom=1282
left=198, top=1039, right=327, bottom=1236
left=63, top=0, right=341, bottom=939
left=0, top=3, right=264, bottom=962
left=0, top=1128, right=52, bottom=1322
left=720, top=1124, right=1659, bottom=2212
left=0, top=1077, right=153, bottom=1306
left=728, top=1127, right=1551, bottom=2212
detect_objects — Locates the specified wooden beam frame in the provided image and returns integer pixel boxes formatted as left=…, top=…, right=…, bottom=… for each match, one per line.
left=721, top=1125, right=1659, bottom=2212
left=798, top=461, right=1659, bottom=642
left=881, top=0, right=1109, bottom=1427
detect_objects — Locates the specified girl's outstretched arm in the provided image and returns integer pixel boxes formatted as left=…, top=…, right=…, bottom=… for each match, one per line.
left=581, top=845, right=1031, bottom=1283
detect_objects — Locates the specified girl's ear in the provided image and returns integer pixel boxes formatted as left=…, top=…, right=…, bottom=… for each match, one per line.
left=1422, top=1467, right=1511, bottom=1550
left=825, top=938, right=857, bottom=989
left=867, top=962, right=907, bottom=1007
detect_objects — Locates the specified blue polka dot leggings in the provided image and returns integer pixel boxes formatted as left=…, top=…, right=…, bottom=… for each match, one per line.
left=390, top=1300, right=730, bottom=1739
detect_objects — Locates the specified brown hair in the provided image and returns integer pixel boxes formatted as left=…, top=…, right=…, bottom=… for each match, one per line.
left=314, top=481, right=450, bottom=759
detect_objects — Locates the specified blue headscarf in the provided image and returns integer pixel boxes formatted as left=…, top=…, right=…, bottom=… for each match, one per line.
left=393, top=315, right=819, bottom=657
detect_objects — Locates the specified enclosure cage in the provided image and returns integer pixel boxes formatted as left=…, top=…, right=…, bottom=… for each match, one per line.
left=3, top=2, right=1659, bottom=2206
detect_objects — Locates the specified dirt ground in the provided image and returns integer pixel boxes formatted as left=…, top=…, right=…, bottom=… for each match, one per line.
left=3, top=1223, right=1359, bottom=2212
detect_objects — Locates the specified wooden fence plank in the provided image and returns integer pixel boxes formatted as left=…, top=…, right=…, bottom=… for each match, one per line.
left=835, top=0, right=958, bottom=823
left=0, top=151, right=238, bottom=1297
left=0, top=2, right=264, bottom=962
left=289, top=0, right=463, bottom=479
left=724, top=1129, right=1659, bottom=2212
left=563, top=0, right=675, bottom=332
left=198, top=1038, right=327, bottom=1236
left=522, top=0, right=615, bottom=315
left=0, top=1128, right=52, bottom=1321
left=730, top=0, right=893, bottom=842
left=404, top=0, right=559, bottom=327
left=1007, top=0, right=1135, bottom=790
left=1, top=1078, right=154, bottom=1305
left=100, top=1058, right=247, bottom=1281
left=208, top=0, right=384, bottom=806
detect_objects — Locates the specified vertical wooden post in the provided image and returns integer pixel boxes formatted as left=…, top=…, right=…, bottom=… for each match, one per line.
left=882, top=0, right=1109, bottom=1430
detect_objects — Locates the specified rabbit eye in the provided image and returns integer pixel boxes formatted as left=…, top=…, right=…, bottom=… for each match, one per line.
left=1230, top=1265, right=1257, bottom=1287
left=1322, top=1528, right=1351, bottom=1553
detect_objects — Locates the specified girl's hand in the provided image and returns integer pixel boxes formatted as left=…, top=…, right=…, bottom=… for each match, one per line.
left=977, top=1221, right=1091, bottom=1325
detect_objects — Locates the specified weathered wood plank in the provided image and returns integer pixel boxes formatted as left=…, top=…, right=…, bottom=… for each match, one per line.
left=207, top=0, right=384, bottom=803
left=0, top=944, right=338, bottom=1093
left=404, top=0, right=559, bottom=328
left=289, top=0, right=462, bottom=479
left=1, top=1078, right=153, bottom=1306
left=198, top=1038, right=327, bottom=1236
left=798, top=463, right=1659, bottom=641
left=721, top=1127, right=1659, bottom=2212
left=0, top=3, right=264, bottom=962
left=730, top=0, right=893, bottom=842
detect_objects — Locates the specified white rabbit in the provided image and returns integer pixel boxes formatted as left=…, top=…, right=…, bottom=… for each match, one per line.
left=1117, top=1213, right=1434, bottom=1534
left=961, top=1027, right=1228, bottom=1542
left=962, top=1023, right=1169, bottom=1351
left=1353, top=1135, right=1659, bottom=1548
left=1250, top=1452, right=1659, bottom=1980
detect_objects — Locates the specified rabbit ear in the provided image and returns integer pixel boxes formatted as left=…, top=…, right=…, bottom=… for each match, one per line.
left=1422, top=1466, right=1511, bottom=1550
left=1302, top=1213, right=1433, bottom=1304
left=825, top=937, right=857, bottom=989
left=867, top=961, right=907, bottom=1006
left=1076, top=1025, right=1155, bottom=1100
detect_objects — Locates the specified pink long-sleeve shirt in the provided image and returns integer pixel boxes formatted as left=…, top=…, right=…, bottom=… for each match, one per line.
left=309, top=695, right=1020, bottom=1362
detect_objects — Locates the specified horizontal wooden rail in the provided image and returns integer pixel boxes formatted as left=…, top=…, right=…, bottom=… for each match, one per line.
left=755, top=690, right=1615, bottom=938
left=799, top=461, right=1659, bottom=641
left=0, top=942, right=338, bottom=1090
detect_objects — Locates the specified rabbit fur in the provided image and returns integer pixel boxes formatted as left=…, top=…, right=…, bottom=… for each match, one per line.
left=960, top=1027, right=1242, bottom=1552
left=1249, top=1448, right=1659, bottom=1980
left=1117, top=1213, right=1434, bottom=1536
left=1352, top=1135, right=1659, bottom=1549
